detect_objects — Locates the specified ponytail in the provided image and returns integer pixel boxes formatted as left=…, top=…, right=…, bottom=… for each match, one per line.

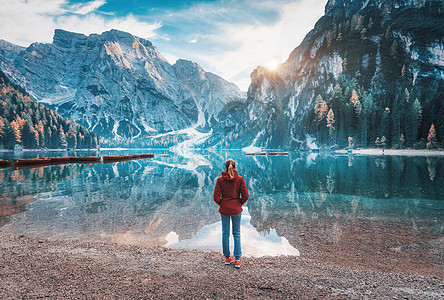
left=225, top=159, right=236, bottom=179
left=228, top=163, right=234, bottom=178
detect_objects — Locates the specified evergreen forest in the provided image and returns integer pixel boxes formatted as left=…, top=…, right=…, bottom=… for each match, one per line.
left=308, top=73, right=442, bottom=149
left=0, top=71, right=99, bottom=150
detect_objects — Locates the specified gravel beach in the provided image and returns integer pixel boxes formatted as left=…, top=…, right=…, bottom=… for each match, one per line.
left=1, top=234, right=443, bottom=299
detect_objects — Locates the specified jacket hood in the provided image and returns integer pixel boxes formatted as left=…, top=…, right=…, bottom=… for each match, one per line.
left=221, top=169, right=239, bottom=181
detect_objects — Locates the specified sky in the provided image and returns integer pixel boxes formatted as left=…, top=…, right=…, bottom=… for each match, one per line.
left=0, top=0, right=327, bottom=91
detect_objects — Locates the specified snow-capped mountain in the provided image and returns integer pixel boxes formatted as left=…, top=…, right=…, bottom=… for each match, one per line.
left=205, top=0, right=443, bottom=149
left=0, top=29, right=243, bottom=145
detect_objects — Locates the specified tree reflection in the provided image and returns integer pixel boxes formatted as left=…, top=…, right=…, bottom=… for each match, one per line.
left=0, top=164, right=92, bottom=225
left=0, top=151, right=443, bottom=272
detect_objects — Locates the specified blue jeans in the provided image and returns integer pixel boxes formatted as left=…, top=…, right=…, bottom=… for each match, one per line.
left=221, top=213, right=242, bottom=260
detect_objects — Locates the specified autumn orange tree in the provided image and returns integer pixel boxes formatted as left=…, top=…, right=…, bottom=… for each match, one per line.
left=427, top=124, right=436, bottom=149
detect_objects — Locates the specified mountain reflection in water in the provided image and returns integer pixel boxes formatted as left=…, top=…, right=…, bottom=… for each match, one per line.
left=0, top=150, right=443, bottom=260
left=165, top=207, right=300, bottom=257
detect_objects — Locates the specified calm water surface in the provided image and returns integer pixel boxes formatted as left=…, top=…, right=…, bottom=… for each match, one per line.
left=0, top=150, right=443, bottom=257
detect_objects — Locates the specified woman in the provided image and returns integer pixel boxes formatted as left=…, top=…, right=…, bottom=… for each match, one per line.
left=213, top=159, right=249, bottom=268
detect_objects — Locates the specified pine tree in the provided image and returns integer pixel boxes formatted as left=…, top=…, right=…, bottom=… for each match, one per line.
left=31, top=126, right=39, bottom=148
left=427, top=124, right=437, bottom=149
left=10, top=119, right=21, bottom=145
left=326, top=31, right=333, bottom=48
left=348, top=136, right=354, bottom=149
left=327, top=108, right=336, bottom=143
left=406, top=97, right=422, bottom=146
left=0, top=117, right=5, bottom=146
left=391, top=94, right=402, bottom=147
left=350, top=89, right=362, bottom=141
left=375, top=137, right=381, bottom=148
left=389, top=40, right=398, bottom=60
left=401, top=65, right=406, bottom=78
left=314, top=94, right=329, bottom=143
left=381, top=136, right=387, bottom=148
left=314, top=95, right=328, bottom=122
left=21, top=121, right=32, bottom=148
left=400, top=133, right=406, bottom=148
left=358, top=93, right=375, bottom=147
left=351, top=14, right=360, bottom=31
left=379, top=107, right=390, bottom=142
left=342, top=57, right=347, bottom=70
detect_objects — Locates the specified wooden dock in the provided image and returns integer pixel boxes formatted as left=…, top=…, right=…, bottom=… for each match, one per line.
left=245, top=152, right=289, bottom=156
left=2, top=153, right=155, bottom=170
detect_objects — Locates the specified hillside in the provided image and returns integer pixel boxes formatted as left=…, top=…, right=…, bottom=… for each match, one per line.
left=0, top=71, right=98, bottom=149
left=206, top=0, right=443, bottom=149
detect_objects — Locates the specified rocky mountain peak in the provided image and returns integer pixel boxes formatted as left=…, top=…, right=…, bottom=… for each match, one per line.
left=173, top=59, right=206, bottom=82
left=52, top=29, right=157, bottom=57
left=53, top=29, right=87, bottom=47
left=0, top=29, right=243, bottom=146
left=0, top=39, right=24, bottom=62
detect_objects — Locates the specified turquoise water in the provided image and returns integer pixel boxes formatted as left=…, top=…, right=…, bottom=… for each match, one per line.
left=0, top=150, right=443, bottom=256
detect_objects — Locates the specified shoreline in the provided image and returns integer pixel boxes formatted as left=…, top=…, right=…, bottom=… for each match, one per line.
left=1, top=234, right=443, bottom=299
left=1, top=147, right=444, bottom=158
left=334, top=148, right=444, bottom=156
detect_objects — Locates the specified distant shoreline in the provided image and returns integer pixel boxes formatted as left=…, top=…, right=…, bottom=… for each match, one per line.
left=1, top=147, right=443, bottom=157
left=334, top=148, right=444, bottom=156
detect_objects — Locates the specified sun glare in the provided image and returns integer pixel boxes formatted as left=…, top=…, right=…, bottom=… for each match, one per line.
left=263, top=60, right=280, bottom=71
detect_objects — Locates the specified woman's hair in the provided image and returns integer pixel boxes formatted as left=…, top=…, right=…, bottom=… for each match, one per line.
left=225, top=159, right=236, bottom=178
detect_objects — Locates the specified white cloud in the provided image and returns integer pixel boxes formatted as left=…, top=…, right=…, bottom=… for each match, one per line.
left=0, top=0, right=161, bottom=46
left=69, top=0, right=106, bottom=15
left=0, top=0, right=327, bottom=91
left=159, top=52, right=180, bottom=65
left=56, top=14, right=161, bottom=40
left=152, top=0, right=327, bottom=91
left=203, top=0, right=327, bottom=90
left=0, top=0, right=65, bottom=46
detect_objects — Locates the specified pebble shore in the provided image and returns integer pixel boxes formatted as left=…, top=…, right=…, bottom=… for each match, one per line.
left=1, top=234, right=443, bottom=299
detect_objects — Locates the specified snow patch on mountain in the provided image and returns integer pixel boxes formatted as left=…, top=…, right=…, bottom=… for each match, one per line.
left=428, top=43, right=444, bottom=67
left=242, top=129, right=264, bottom=152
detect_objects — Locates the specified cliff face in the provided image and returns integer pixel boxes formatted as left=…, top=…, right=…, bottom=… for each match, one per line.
left=206, top=0, right=443, bottom=149
left=0, top=30, right=242, bottom=145
left=173, top=59, right=244, bottom=128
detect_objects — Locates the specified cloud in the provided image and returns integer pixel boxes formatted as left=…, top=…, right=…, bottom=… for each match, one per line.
left=201, top=0, right=327, bottom=90
left=0, top=0, right=327, bottom=91
left=69, top=0, right=106, bottom=15
left=161, top=52, right=180, bottom=65
left=0, top=0, right=161, bottom=46
left=151, top=0, right=327, bottom=90
left=56, top=14, right=161, bottom=40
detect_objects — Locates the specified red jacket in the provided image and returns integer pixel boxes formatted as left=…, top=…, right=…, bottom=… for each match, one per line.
left=213, top=169, right=249, bottom=215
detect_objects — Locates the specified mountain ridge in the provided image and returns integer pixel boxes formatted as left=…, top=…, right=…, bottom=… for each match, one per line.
left=205, top=0, right=443, bottom=149
left=0, top=29, right=243, bottom=147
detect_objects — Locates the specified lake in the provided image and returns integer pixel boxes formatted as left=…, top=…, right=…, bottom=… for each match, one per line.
left=0, top=150, right=443, bottom=266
